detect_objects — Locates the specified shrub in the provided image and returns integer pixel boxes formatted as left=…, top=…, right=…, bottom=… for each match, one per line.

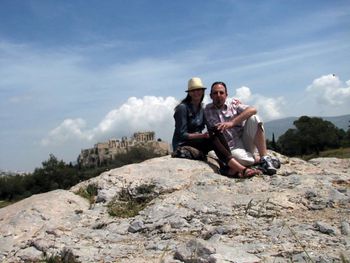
left=107, top=184, right=157, bottom=218
left=75, top=183, right=98, bottom=207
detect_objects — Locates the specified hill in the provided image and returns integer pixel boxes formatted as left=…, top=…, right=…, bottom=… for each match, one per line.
left=0, top=153, right=349, bottom=262
left=264, top=114, right=350, bottom=140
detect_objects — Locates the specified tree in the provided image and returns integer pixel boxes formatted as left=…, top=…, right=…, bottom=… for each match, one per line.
left=30, top=154, right=78, bottom=193
left=277, top=116, right=344, bottom=156
left=277, top=129, right=302, bottom=156
left=0, top=147, right=164, bottom=205
left=341, top=127, right=350, bottom=147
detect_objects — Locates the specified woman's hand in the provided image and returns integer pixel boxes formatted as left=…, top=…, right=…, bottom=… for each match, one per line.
left=188, top=132, right=210, bottom=140
left=202, top=132, right=210, bottom=139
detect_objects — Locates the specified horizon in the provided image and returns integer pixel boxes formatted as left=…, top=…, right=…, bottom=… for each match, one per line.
left=1, top=0, right=349, bottom=172
left=2, top=113, right=348, bottom=174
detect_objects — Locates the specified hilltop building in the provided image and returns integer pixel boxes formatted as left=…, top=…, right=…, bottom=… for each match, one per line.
left=77, top=131, right=170, bottom=167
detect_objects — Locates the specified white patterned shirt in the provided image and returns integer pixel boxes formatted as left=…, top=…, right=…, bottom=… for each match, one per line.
left=204, top=99, right=249, bottom=148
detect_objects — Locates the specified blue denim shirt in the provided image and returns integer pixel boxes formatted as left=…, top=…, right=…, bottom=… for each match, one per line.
left=172, top=102, right=205, bottom=150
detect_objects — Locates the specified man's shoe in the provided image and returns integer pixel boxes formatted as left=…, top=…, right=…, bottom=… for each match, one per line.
left=260, top=156, right=278, bottom=175
left=271, top=157, right=281, bottom=169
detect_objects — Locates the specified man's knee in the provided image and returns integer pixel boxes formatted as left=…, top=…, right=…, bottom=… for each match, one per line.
left=246, top=115, right=263, bottom=130
left=231, top=148, right=255, bottom=166
left=244, top=115, right=264, bottom=136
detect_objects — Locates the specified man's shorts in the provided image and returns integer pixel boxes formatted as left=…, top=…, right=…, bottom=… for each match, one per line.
left=230, top=115, right=263, bottom=166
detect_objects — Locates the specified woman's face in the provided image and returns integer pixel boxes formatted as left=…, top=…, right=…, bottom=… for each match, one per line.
left=189, top=88, right=204, bottom=102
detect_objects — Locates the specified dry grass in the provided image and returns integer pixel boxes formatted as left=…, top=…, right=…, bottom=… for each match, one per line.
left=302, top=147, right=350, bottom=160
left=107, top=184, right=157, bottom=218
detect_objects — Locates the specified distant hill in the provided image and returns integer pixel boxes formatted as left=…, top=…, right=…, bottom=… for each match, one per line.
left=0, top=169, right=27, bottom=177
left=264, top=114, right=350, bottom=140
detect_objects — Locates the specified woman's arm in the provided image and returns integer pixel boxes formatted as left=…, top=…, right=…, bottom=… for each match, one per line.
left=187, top=132, right=209, bottom=140
left=174, top=104, right=190, bottom=140
left=174, top=104, right=208, bottom=140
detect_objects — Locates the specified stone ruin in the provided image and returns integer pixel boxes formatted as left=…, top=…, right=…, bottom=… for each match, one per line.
left=77, top=131, right=169, bottom=167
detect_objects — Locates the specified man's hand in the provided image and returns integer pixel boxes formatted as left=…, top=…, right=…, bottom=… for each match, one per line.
left=215, top=121, right=234, bottom=132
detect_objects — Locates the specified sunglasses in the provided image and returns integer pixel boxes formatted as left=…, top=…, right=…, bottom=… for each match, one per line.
left=211, top=91, right=226, bottom=95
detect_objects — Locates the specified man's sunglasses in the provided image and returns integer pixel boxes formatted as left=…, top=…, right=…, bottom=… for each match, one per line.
left=211, top=91, right=225, bottom=95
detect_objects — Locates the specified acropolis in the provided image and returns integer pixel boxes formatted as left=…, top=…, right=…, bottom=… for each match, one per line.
left=78, top=131, right=169, bottom=167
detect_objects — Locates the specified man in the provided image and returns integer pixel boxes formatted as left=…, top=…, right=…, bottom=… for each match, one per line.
left=204, top=81, right=279, bottom=175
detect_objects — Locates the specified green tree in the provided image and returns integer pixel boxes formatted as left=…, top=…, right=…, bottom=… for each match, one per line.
left=266, top=133, right=279, bottom=152
left=277, top=129, right=302, bottom=156
left=277, top=116, right=344, bottom=156
left=343, top=128, right=350, bottom=147
left=1, top=147, right=164, bottom=206
left=29, top=154, right=78, bottom=194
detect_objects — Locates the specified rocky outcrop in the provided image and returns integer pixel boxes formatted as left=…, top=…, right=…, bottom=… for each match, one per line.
left=0, top=153, right=349, bottom=262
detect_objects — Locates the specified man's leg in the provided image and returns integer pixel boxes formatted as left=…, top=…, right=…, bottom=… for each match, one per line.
left=242, top=115, right=266, bottom=160
left=230, top=146, right=255, bottom=166
left=208, top=129, right=259, bottom=177
left=243, top=115, right=278, bottom=175
left=254, top=123, right=268, bottom=157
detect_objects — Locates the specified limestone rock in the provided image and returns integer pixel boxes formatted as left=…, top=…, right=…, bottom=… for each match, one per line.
left=0, top=155, right=349, bottom=262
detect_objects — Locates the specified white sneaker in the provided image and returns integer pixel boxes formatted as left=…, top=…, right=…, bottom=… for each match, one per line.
left=260, top=156, right=279, bottom=175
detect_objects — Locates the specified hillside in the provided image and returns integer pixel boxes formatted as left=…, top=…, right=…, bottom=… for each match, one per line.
left=0, top=153, right=349, bottom=262
left=265, top=114, right=350, bottom=140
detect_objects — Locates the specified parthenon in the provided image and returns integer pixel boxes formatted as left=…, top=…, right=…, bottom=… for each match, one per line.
left=77, top=131, right=169, bottom=167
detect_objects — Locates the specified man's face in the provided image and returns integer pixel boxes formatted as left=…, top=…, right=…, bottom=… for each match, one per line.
left=210, top=84, right=227, bottom=108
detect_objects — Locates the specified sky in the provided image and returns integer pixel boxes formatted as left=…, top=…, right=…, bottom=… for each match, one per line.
left=0, top=0, right=349, bottom=172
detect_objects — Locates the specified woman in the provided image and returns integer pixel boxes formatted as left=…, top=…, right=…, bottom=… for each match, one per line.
left=172, top=77, right=261, bottom=178
left=172, top=77, right=210, bottom=154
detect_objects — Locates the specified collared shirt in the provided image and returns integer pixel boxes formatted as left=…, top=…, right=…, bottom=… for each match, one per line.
left=172, top=102, right=205, bottom=150
left=204, top=98, right=249, bottom=148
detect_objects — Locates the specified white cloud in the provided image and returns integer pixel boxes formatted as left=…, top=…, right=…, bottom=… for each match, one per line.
left=306, top=74, right=350, bottom=106
left=235, top=86, right=252, bottom=102
left=41, top=88, right=285, bottom=148
left=41, top=96, right=179, bottom=146
left=41, top=118, right=91, bottom=146
left=92, top=96, right=178, bottom=141
left=233, top=86, right=285, bottom=121
left=253, top=96, right=285, bottom=121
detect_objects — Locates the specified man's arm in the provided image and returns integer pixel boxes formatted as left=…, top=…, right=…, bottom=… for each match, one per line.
left=230, top=106, right=257, bottom=126
left=216, top=106, right=257, bottom=131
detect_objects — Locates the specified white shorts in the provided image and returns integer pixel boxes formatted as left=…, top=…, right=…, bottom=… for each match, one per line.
left=230, top=115, right=263, bottom=166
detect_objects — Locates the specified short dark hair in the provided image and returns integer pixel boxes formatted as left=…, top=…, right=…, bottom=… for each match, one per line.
left=210, top=81, right=227, bottom=94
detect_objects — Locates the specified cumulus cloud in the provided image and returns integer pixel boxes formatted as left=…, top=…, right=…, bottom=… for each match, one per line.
left=253, top=96, right=285, bottom=121
left=41, top=96, right=178, bottom=146
left=92, top=96, right=178, bottom=141
left=235, top=86, right=252, bottom=102
left=41, top=87, right=285, bottom=148
left=233, top=86, right=285, bottom=121
left=306, top=74, right=350, bottom=105
left=41, top=118, right=92, bottom=146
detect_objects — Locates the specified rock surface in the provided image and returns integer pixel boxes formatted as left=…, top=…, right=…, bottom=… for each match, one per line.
left=0, top=153, right=349, bottom=262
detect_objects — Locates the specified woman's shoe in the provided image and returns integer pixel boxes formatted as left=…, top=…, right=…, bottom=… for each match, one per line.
left=237, top=168, right=261, bottom=178
left=219, top=166, right=238, bottom=178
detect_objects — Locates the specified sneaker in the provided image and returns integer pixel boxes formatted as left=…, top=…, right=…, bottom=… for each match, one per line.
left=260, top=156, right=278, bottom=175
left=271, top=157, right=281, bottom=169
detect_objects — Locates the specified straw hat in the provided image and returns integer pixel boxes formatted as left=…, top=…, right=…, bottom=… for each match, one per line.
left=187, top=77, right=206, bottom=92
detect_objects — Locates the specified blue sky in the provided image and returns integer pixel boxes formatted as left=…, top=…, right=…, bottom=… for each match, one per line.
left=0, top=0, right=349, bottom=172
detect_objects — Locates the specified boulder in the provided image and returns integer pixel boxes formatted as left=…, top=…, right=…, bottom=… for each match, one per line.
left=0, top=154, right=349, bottom=262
